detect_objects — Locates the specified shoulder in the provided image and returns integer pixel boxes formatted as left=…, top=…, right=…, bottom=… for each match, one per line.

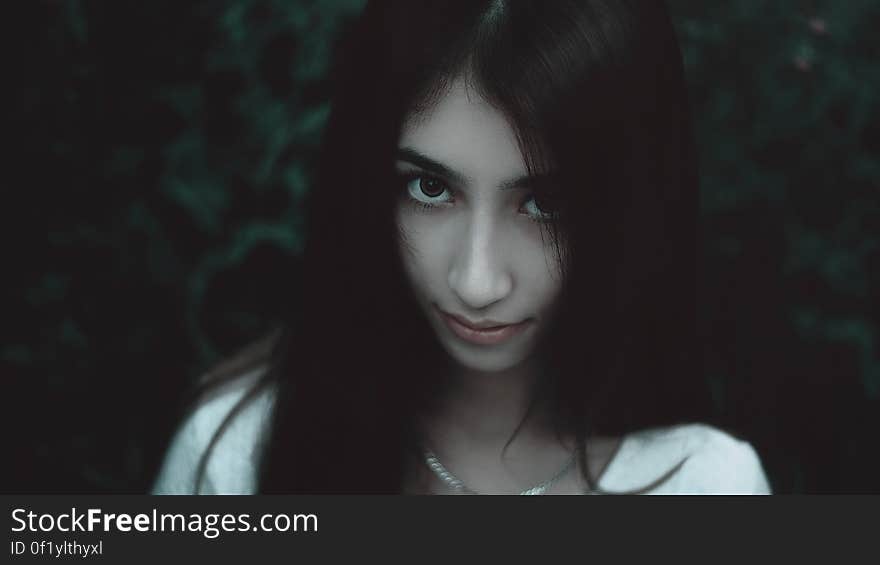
left=151, top=366, right=276, bottom=495
left=599, top=423, right=771, bottom=495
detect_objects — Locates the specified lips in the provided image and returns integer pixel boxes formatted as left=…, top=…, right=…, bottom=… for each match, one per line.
left=436, top=306, right=531, bottom=346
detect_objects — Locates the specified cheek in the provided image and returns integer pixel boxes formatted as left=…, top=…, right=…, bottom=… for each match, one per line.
left=518, top=245, right=564, bottom=308
left=396, top=209, right=444, bottom=294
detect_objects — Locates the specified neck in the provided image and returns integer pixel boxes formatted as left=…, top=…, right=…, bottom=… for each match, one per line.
left=421, top=356, right=555, bottom=451
left=408, top=356, right=586, bottom=495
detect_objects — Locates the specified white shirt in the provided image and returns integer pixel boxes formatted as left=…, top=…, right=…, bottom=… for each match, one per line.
left=151, top=370, right=772, bottom=495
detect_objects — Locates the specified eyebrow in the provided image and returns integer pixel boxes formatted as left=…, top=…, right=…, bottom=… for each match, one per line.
left=395, top=147, right=553, bottom=191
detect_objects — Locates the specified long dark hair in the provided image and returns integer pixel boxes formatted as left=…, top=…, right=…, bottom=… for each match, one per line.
left=198, top=0, right=711, bottom=494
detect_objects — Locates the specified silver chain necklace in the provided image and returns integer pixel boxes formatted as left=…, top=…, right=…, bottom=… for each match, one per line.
left=422, top=447, right=578, bottom=495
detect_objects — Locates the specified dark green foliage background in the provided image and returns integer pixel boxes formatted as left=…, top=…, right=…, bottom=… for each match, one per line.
left=6, top=0, right=878, bottom=492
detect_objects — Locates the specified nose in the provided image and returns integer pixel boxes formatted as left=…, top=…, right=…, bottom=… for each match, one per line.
left=447, top=212, right=513, bottom=311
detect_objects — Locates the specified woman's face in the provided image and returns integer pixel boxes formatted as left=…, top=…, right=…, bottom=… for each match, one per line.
left=395, top=77, right=564, bottom=373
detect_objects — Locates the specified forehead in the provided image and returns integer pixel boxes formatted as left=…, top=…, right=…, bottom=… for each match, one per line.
left=398, top=78, right=528, bottom=182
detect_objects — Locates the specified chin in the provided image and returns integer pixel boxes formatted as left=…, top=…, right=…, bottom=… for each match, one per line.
left=441, top=341, right=533, bottom=374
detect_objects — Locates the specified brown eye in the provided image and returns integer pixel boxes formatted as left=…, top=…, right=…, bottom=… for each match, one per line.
left=418, top=177, right=446, bottom=198
left=522, top=192, right=560, bottom=222
left=405, top=175, right=452, bottom=207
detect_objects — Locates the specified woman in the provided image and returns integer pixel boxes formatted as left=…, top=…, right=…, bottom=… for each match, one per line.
left=153, top=0, right=771, bottom=495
